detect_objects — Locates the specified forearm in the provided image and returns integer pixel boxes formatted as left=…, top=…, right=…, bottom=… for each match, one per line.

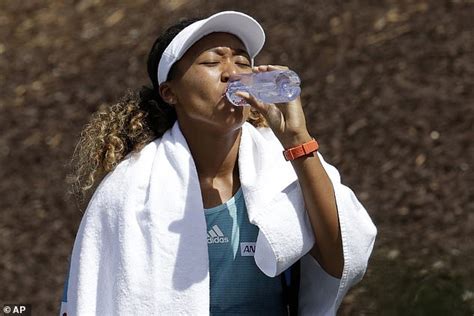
left=235, top=64, right=345, bottom=277
left=281, top=133, right=344, bottom=278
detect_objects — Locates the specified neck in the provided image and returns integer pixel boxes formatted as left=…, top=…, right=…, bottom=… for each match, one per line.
left=179, top=122, right=242, bottom=181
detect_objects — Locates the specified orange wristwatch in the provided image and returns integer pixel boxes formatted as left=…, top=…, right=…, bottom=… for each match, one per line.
left=283, top=138, right=319, bottom=161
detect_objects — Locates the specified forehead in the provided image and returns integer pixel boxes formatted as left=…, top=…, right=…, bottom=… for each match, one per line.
left=182, top=32, right=249, bottom=59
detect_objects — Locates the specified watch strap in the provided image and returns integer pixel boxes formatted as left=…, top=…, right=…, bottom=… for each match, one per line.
left=283, top=138, right=319, bottom=161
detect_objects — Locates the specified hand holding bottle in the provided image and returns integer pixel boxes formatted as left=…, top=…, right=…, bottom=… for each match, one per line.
left=234, top=65, right=312, bottom=149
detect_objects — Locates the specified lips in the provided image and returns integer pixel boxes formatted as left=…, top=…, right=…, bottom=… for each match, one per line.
left=222, top=85, right=229, bottom=98
left=220, top=85, right=232, bottom=104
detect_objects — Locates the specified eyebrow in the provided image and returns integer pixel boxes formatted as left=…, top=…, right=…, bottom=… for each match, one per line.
left=207, top=47, right=251, bottom=59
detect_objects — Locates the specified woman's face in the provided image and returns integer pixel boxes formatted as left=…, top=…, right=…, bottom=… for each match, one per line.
left=163, top=32, right=253, bottom=134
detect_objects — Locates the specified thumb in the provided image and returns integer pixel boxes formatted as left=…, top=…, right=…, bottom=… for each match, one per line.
left=234, top=91, right=285, bottom=132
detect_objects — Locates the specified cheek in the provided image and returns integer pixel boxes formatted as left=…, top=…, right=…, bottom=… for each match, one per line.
left=183, top=68, right=220, bottom=97
left=174, top=69, right=223, bottom=119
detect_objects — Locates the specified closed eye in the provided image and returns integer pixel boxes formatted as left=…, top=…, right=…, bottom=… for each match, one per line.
left=200, top=62, right=251, bottom=67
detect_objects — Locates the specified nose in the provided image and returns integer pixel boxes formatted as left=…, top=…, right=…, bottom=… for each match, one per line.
left=220, top=62, right=240, bottom=83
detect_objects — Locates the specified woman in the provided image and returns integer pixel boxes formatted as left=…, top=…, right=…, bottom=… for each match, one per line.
left=60, top=11, right=377, bottom=316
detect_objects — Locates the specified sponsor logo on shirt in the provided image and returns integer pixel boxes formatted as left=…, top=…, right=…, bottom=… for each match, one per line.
left=207, top=225, right=229, bottom=244
left=240, top=242, right=256, bottom=256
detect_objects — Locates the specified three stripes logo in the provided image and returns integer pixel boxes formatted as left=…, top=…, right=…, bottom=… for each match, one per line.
left=207, top=225, right=229, bottom=244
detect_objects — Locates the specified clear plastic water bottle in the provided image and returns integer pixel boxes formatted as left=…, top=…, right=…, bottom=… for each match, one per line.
left=225, top=69, right=301, bottom=106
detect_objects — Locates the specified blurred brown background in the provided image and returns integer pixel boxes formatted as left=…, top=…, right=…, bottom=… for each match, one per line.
left=1, top=0, right=473, bottom=315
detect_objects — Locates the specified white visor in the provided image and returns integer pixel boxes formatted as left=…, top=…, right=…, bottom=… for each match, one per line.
left=157, top=11, right=265, bottom=85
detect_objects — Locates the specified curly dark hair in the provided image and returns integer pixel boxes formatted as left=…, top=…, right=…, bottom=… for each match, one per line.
left=67, top=17, right=268, bottom=205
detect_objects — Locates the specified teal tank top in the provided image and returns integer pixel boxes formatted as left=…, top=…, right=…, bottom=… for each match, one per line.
left=204, top=187, right=287, bottom=315
left=59, top=187, right=287, bottom=315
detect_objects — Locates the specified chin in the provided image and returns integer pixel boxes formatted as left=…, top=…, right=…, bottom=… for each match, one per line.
left=207, top=115, right=245, bottom=136
left=224, top=106, right=250, bottom=126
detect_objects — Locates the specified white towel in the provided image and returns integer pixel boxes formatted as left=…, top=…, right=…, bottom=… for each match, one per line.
left=61, top=121, right=377, bottom=315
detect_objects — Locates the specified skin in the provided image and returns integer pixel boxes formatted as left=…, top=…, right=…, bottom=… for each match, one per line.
left=159, top=32, right=344, bottom=279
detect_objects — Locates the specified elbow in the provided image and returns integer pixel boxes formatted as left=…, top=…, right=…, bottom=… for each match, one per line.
left=327, top=257, right=344, bottom=279
left=309, top=244, right=344, bottom=279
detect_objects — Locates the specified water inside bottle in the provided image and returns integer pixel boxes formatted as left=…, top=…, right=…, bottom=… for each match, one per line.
left=225, top=81, right=250, bottom=106
left=225, top=70, right=301, bottom=106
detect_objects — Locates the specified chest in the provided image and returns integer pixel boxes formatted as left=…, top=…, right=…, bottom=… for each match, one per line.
left=199, top=177, right=241, bottom=209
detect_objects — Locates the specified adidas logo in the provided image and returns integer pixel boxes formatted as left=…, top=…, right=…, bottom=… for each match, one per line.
left=207, top=225, right=229, bottom=244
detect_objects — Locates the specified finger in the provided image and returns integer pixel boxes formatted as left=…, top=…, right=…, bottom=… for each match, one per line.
left=234, top=91, right=271, bottom=115
left=267, top=65, right=289, bottom=70
left=257, top=65, right=273, bottom=72
left=253, top=65, right=289, bottom=72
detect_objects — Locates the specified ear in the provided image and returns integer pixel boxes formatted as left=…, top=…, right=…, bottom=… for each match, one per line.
left=158, top=82, right=177, bottom=105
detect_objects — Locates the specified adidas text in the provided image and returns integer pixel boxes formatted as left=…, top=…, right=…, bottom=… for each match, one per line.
left=207, top=236, right=229, bottom=244
left=207, top=225, right=229, bottom=244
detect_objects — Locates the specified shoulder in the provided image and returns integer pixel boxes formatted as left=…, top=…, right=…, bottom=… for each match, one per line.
left=87, top=137, right=162, bottom=213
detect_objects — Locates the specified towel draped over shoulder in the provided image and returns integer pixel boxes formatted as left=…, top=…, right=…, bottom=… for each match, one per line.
left=60, top=121, right=377, bottom=316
